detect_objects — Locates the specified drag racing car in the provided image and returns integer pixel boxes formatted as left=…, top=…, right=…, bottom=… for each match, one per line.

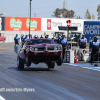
left=17, top=38, right=63, bottom=69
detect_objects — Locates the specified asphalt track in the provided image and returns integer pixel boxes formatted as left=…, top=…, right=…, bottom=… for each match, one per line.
left=0, top=43, right=100, bottom=100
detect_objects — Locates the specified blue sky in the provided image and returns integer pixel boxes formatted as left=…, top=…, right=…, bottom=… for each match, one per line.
left=0, top=0, right=99, bottom=19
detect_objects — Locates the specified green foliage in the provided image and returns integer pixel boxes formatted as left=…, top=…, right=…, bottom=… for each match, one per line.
left=52, top=8, right=62, bottom=18
left=85, top=9, right=91, bottom=19
left=92, top=14, right=95, bottom=19
left=52, top=8, right=75, bottom=18
left=76, top=16, right=82, bottom=19
left=97, top=4, right=100, bottom=20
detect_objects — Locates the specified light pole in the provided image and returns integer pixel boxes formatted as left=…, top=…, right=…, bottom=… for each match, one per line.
left=29, top=0, right=32, bottom=39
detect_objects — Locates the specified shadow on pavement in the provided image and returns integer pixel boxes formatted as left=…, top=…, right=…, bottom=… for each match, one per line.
left=8, top=67, right=56, bottom=71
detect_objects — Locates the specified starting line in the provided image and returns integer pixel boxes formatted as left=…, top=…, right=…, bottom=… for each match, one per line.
left=64, top=63, right=100, bottom=71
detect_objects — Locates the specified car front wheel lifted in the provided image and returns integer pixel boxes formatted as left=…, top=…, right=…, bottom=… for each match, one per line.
left=47, top=61, right=55, bottom=69
left=56, top=56, right=62, bottom=66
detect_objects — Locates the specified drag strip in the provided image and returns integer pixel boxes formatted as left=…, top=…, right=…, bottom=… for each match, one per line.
left=0, top=43, right=100, bottom=100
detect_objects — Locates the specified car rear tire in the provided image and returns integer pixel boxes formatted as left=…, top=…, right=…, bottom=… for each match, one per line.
left=56, top=56, right=62, bottom=66
left=47, top=61, right=55, bottom=69
left=17, top=56, right=24, bottom=69
left=26, top=55, right=31, bottom=67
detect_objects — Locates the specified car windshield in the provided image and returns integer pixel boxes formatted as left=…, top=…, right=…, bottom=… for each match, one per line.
left=67, top=32, right=81, bottom=41
left=26, top=39, right=55, bottom=45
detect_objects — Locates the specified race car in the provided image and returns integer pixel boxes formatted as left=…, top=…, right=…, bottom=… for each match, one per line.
left=17, top=38, right=63, bottom=69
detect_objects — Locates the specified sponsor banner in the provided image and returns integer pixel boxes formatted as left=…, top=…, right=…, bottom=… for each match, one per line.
left=6, top=17, right=41, bottom=31
left=66, top=51, right=70, bottom=63
left=83, top=21, right=100, bottom=43
left=47, top=19, right=51, bottom=30
left=0, top=17, right=5, bottom=31
left=41, top=18, right=84, bottom=31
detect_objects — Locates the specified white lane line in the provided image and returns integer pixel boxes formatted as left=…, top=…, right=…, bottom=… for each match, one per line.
left=0, top=95, right=6, bottom=100
left=64, top=63, right=100, bottom=71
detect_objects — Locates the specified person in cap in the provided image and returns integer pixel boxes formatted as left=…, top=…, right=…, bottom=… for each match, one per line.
left=59, top=35, right=68, bottom=59
left=21, top=34, right=24, bottom=41
left=46, top=34, right=51, bottom=39
left=34, top=36, right=37, bottom=39
left=90, top=36, right=100, bottom=64
left=14, top=34, right=20, bottom=45
left=40, top=35, right=43, bottom=38
left=56, top=33, right=62, bottom=44
left=79, top=34, right=87, bottom=49
left=34, top=35, right=36, bottom=38
left=20, top=34, right=25, bottom=47
left=23, top=35, right=29, bottom=42
left=37, top=35, right=39, bottom=39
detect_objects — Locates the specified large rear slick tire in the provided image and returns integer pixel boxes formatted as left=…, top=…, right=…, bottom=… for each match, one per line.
left=17, top=56, right=24, bottom=69
left=47, top=61, right=55, bottom=69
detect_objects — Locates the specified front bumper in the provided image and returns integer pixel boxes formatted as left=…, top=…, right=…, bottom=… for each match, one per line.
left=28, top=51, right=61, bottom=56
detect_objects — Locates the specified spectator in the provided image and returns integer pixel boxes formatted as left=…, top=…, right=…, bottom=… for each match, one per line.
left=23, top=35, right=29, bottom=42
left=37, top=35, right=39, bottom=39
left=56, top=33, right=62, bottom=44
left=40, top=35, right=43, bottom=38
left=79, top=34, right=87, bottom=49
left=60, top=35, right=68, bottom=59
left=14, top=34, right=20, bottom=45
left=91, top=36, right=100, bottom=64
left=34, top=35, right=36, bottom=38
left=46, top=34, right=51, bottom=39
left=30, top=35, right=32, bottom=39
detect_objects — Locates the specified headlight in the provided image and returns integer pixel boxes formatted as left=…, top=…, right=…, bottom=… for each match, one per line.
left=54, top=47, right=57, bottom=50
left=30, top=47, right=34, bottom=52
left=35, top=48, right=38, bottom=51
left=58, top=46, right=61, bottom=50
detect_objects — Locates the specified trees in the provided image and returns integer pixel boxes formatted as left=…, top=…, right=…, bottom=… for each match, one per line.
left=76, top=16, right=82, bottom=19
left=52, top=8, right=62, bottom=18
left=52, top=8, right=75, bottom=18
left=97, top=4, right=100, bottom=20
left=92, top=14, right=95, bottom=19
left=85, top=9, right=91, bottom=19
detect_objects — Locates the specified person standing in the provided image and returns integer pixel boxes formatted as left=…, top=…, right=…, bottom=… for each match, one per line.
left=37, top=35, right=39, bottom=39
left=56, top=33, right=62, bottom=44
left=40, top=35, right=43, bottom=38
left=30, top=35, right=32, bottom=39
left=14, top=34, right=20, bottom=53
left=23, top=35, right=29, bottom=43
left=46, top=34, right=51, bottom=39
left=60, top=35, right=68, bottom=59
left=34, top=35, right=36, bottom=38
left=21, top=34, right=24, bottom=41
left=91, top=36, right=100, bottom=64
left=14, top=34, right=20, bottom=45
left=79, top=34, right=87, bottom=49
